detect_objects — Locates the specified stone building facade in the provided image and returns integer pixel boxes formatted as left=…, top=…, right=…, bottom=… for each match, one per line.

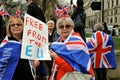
left=84, top=1, right=120, bottom=79
left=84, top=0, right=120, bottom=28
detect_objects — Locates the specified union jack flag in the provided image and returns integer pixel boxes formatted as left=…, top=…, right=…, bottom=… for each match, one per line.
left=54, top=4, right=69, bottom=18
left=86, top=31, right=116, bottom=68
left=15, top=6, right=21, bottom=17
left=0, top=9, right=10, bottom=16
left=0, top=36, right=21, bottom=80
left=50, top=31, right=94, bottom=77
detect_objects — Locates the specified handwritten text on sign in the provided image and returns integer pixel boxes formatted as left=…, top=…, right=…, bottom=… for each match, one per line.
left=21, top=13, right=51, bottom=60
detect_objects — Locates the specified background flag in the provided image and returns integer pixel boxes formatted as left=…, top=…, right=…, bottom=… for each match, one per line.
left=86, top=31, right=116, bottom=68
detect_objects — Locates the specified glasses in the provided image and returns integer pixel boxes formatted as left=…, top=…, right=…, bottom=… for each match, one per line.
left=59, top=25, right=71, bottom=29
left=10, top=23, right=22, bottom=27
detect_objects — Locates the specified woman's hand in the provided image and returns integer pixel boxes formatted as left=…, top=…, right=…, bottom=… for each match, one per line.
left=49, top=50, right=57, bottom=59
left=33, top=60, right=40, bottom=68
left=48, top=42, right=52, bottom=46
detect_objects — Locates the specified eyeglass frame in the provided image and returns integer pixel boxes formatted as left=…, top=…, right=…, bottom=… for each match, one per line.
left=58, top=24, right=71, bottom=29
left=9, top=23, right=22, bottom=27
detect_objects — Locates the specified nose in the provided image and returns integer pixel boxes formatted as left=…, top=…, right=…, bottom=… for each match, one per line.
left=14, top=25, right=18, bottom=27
left=63, top=26, right=66, bottom=29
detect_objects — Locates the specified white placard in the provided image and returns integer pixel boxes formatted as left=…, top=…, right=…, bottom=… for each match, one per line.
left=21, top=13, right=51, bottom=60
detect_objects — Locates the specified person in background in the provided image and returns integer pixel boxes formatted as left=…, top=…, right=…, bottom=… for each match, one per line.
left=0, top=15, right=6, bottom=43
left=103, top=22, right=109, bottom=34
left=71, top=0, right=86, bottom=42
left=49, top=17, right=94, bottom=80
left=112, top=25, right=116, bottom=36
left=47, top=20, right=59, bottom=46
left=112, top=25, right=119, bottom=37
left=43, top=20, right=59, bottom=79
left=86, top=23, right=116, bottom=80
left=26, top=0, right=46, bottom=22
left=0, top=17, right=40, bottom=80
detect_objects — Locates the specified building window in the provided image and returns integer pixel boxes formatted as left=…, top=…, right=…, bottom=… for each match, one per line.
left=116, top=0, right=118, bottom=6
left=107, top=18, right=109, bottom=23
left=112, top=0, right=114, bottom=7
left=115, top=17, right=117, bottom=23
left=111, top=11, right=113, bottom=15
left=110, top=17, right=113, bottom=23
left=114, top=10, right=117, bottom=14
left=107, top=12, right=109, bottom=16
left=89, top=21, right=90, bottom=26
left=108, top=2, right=110, bottom=8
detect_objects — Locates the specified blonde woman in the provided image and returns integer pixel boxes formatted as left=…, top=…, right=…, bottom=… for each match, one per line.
left=0, top=17, right=40, bottom=80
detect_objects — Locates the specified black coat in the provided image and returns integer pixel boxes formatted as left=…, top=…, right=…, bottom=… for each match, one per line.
left=0, top=16, right=6, bottom=43
left=71, top=7, right=86, bottom=42
left=7, top=36, right=34, bottom=80
left=27, top=2, right=46, bottom=23
left=12, top=59, right=34, bottom=80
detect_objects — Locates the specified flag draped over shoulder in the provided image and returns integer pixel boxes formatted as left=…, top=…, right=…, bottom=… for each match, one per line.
left=0, top=37, right=21, bottom=80
left=86, top=31, right=116, bottom=68
left=50, top=31, right=94, bottom=76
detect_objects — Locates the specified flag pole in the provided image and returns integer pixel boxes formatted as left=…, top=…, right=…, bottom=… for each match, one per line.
left=34, top=67, right=36, bottom=80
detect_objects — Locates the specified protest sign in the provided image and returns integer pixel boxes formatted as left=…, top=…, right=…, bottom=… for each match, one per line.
left=21, top=13, right=51, bottom=60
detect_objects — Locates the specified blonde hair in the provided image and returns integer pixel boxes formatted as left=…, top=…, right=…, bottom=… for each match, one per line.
left=6, top=17, right=24, bottom=37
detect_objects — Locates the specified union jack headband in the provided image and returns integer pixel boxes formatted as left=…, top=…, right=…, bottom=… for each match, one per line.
left=54, top=4, right=70, bottom=18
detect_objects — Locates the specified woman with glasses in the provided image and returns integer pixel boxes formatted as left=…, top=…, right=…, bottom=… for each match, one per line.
left=49, top=17, right=94, bottom=80
left=0, top=17, right=40, bottom=80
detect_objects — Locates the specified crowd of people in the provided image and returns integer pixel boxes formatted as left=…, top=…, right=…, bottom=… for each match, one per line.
left=0, top=0, right=117, bottom=80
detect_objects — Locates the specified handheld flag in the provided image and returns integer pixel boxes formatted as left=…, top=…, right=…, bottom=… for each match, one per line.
left=15, top=6, right=21, bottom=17
left=54, top=4, right=69, bottom=18
left=0, top=9, right=10, bottom=17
